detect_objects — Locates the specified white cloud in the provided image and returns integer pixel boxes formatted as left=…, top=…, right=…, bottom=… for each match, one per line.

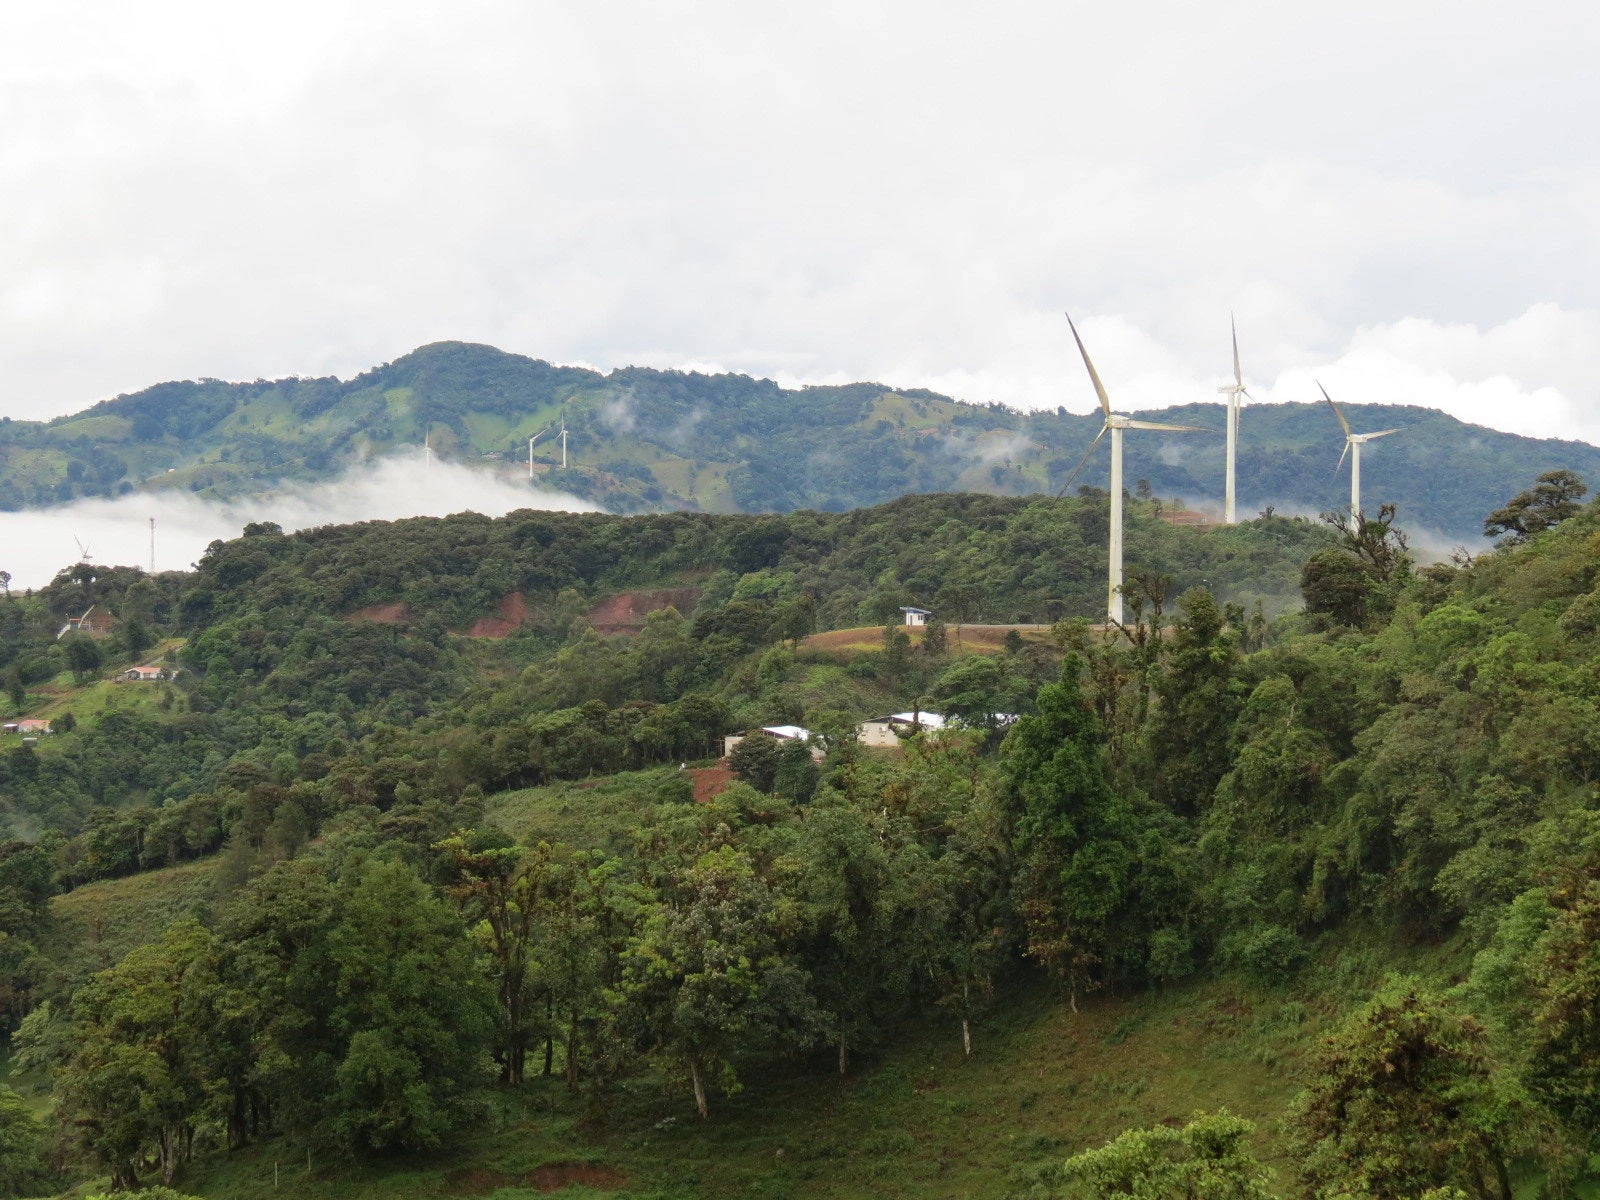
left=2, top=455, right=595, bottom=590
left=0, top=1, right=1596, bottom=451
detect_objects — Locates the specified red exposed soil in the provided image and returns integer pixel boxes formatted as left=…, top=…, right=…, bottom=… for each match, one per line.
left=466, top=591, right=530, bottom=638
left=585, top=587, right=700, bottom=635
left=348, top=600, right=413, bottom=625
left=526, top=1162, right=627, bottom=1192
left=688, top=765, right=735, bottom=803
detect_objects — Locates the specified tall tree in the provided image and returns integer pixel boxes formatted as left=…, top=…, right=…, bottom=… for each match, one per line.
left=54, top=921, right=225, bottom=1188
left=1002, top=655, right=1144, bottom=1006
left=1147, top=588, right=1238, bottom=813
left=321, top=857, right=496, bottom=1151
left=1484, top=469, right=1587, bottom=544
left=623, top=844, right=823, bottom=1117
left=437, top=834, right=545, bottom=1085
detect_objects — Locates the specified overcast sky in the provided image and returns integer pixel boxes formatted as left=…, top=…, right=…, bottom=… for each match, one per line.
left=3, top=1, right=1597, bottom=440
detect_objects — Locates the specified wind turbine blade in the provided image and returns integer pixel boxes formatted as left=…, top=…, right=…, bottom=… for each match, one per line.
left=1065, top=313, right=1113, bottom=418
left=1363, top=428, right=1401, bottom=440
left=1318, top=381, right=1351, bottom=436
left=1336, top=440, right=1349, bottom=473
left=1055, top=423, right=1109, bottom=498
left=1124, top=419, right=1211, bottom=432
left=1231, top=315, right=1242, bottom=387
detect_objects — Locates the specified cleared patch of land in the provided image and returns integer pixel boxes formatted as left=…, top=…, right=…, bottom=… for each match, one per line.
left=801, top=624, right=1056, bottom=659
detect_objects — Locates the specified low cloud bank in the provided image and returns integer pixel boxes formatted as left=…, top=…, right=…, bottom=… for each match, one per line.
left=0, top=454, right=598, bottom=590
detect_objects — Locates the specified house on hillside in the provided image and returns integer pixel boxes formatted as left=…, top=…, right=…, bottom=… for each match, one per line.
left=119, top=664, right=169, bottom=683
left=857, top=711, right=948, bottom=748
left=722, top=725, right=826, bottom=762
left=4, top=719, right=52, bottom=736
left=57, top=604, right=119, bottom=640
left=901, top=606, right=932, bottom=627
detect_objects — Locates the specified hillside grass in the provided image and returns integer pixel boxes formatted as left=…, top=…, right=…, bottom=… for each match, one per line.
left=801, top=625, right=1056, bottom=659
left=165, top=964, right=1374, bottom=1200
left=41, top=856, right=220, bottom=985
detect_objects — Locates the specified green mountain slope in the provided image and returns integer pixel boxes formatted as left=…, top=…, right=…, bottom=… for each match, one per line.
left=4, top=340, right=1595, bottom=540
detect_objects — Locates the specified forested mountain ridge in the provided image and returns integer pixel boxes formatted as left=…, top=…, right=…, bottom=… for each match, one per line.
left=4, top=339, right=1596, bottom=540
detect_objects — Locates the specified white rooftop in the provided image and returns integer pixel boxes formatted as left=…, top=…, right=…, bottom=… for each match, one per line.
left=886, top=711, right=948, bottom=729
left=760, top=725, right=812, bottom=741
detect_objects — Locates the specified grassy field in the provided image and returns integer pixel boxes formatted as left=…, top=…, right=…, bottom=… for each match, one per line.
left=41, top=857, right=220, bottom=986
left=14, top=944, right=1333, bottom=1199
left=484, top=768, right=680, bottom=853
left=166, top=957, right=1409, bottom=1200
left=801, top=625, right=1057, bottom=660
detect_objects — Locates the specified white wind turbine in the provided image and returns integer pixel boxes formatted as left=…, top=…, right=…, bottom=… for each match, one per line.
left=1320, top=382, right=1399, bottom=516
left=1216, top=316, right=1259, bottom=524
left=1058, top=314, right=1210, bottom=626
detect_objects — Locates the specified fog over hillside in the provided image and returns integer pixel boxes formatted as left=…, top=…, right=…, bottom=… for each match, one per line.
left=3, top=454, right=595, bottom=589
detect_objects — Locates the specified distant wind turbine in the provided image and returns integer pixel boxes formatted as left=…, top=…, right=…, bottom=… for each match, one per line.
left=1057, top=314, right=1210, bottom=626
left=73, top=536, right=93, bottom=563
left=1216, top=316, right=1258, bottom=524
left=1320, top=382, right=1399, bottom=516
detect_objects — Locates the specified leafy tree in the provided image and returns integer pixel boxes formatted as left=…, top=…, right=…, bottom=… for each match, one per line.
left=793, top=801, right=920, bottom=1072
left=931, top=655, right=1030, bottom=733
left=1519, top=871, right=1600, bottom=1148
left=771, top=739, right=819, bottom=803
left=1002, top=656, right=1146, bottom=1005
left=65, top=635, right=103, bottom=684
left=1289, top=980, right=1519, bottom=1200
left=1053, top=1110, right=1277, bottom=1200
left=54, top=920, right=225, bottom=1188
left=623, top=844, right=823, bottom=1117
left=437, top=834, right=545, bottom=1085
left=1301, top=547, right=1373, bottom=628
left=1483, top=469, right=1587, bottom=544
left=882, top=622, right=913, bottom=687
left=321, top=857, right=496, bottom=1151
left=0, top=1086, right=51, bottom=1197
left=728, top=731, right=784, bottom=793
left=1147, top=588, right=1238, bottom=813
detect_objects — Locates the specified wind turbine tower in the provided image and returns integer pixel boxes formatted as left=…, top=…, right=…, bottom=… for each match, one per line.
left=150, top=517, right=156, bottom=573
left=1217, top=316, right=1256, bottom=524
left=560, top=418, right=568, bottom=469
left=1320, top=382, right=1400, bottom=515
left=424, top=432, right=433, bottom=474
left=1058, top=314, right=1209, bottom=626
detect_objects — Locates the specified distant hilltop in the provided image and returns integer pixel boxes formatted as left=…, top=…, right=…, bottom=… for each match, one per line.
left=4, top=339, right=1597, bottom=541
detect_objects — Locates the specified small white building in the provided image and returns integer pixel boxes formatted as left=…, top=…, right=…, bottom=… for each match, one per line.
left=5, top=719, right=52, bottom=736
left=857, top=711, right=948, bottom=748
left=722, top=725, right=825, bottom=761
left=900, top=606, right=932, bottom=627
left=120, top=665, right=168, bottom=683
